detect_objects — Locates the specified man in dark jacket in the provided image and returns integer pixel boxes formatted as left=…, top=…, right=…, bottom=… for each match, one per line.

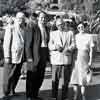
left=26, top=11, right=49, bottom=100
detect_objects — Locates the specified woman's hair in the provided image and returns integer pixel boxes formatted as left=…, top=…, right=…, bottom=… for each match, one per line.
left=77, top=21, right=88, bottom=28
left=32, top=12, right=38, bottom=18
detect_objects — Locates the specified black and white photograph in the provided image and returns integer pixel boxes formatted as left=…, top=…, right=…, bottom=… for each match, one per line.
left=0, top=0, right=100, bottom=100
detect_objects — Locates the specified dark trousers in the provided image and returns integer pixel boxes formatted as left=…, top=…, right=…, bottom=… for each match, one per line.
left=26, top=47, right=48, bottom=98
left=3, top=63, right=22, bottom=95
left=52, top=65, right=72, bottom=100
left=26, top=66, right=45, bottom=98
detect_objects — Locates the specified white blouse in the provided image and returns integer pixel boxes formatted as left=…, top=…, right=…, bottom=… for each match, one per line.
left=75, top=33, right=94, bottom=51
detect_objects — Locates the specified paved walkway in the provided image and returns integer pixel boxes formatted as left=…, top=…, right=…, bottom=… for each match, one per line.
left=0, top=63, right=100, bottom=100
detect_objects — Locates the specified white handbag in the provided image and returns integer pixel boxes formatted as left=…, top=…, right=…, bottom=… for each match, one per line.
left=86, top=68, right=93, bottom=84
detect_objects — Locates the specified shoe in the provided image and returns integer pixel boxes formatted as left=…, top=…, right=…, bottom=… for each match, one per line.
left=9, top=90, right=15, bottom=96
left=33, top=96, right=43, bottom=100
left=20, top=74, right=26, bottom=79
left=2, top=94, right=8, bottom=99
left=73, top=94, right=78, bottom=100
left=52, top=81, right=58, bottom=99
left=82, top=95, right=86, bottom=100
left=27, top=97, right=32, bottom=100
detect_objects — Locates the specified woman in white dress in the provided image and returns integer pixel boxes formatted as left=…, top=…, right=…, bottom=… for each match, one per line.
left=70, top=22, right=94, bottom=100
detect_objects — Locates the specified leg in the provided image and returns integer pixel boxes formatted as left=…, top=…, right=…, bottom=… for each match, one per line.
left=26, top=67, right=44, bottom=99
left=36, top=63, right=46, bottom=91
left=3, top=63, right=13, bottom=96
left=52, top=65, right=60, bottom=99
left=81, top=86, right=86, bottom=100
left=33, top=47, right=48, bottom=97
left=26, top=71, right=39, bottom=98
left=20, top=62, right=27, bottom=79
left=72, top=85, right=79, bottom=100
left=10, top=63, right=22, bottom=93
left=26, top=71, right=32, bottom=98
left=61, top=65, right=72, bottom=100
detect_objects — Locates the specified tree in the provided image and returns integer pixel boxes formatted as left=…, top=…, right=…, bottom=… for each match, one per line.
left=0, top=0, right=29, bottom=16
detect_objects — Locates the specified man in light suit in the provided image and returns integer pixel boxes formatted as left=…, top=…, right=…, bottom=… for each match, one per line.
left=3, top=12, right=32, bottom=96
left=48, top=18, right=75, bottom=100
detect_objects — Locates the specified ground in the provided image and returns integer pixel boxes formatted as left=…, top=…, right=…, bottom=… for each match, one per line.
left=0, top=61, right=100, bottom=100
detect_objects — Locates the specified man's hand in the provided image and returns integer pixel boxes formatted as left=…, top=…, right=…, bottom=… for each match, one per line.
left=88, top=61, right=92, bottom=67
left=27, top=59, right=37, bottom=72
left=5, top=58, right=11, bottom=64
left=62, top=49, right=71, bottom=55
left=55, top=45, right=63, bottom=52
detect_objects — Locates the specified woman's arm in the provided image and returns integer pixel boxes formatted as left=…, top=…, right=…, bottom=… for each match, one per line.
left=89, top=35, right=95, bottom=66
left=89, top=47, right=93, bottom=66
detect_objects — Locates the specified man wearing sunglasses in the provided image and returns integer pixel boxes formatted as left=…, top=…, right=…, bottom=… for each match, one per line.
left=48, top=18, right=75, bottom=100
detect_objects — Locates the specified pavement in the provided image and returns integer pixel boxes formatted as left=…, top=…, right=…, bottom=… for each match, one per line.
left=0, top=62, right=100, bottom=100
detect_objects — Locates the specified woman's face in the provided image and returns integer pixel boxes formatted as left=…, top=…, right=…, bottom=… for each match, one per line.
left=77, top=23, right=85, bottom=33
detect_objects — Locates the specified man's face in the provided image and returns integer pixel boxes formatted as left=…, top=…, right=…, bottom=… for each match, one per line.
left=56, top=23, right=64, bottom=31
left=16, top=16, right=25, bottom=25
left=56, top=19, right=65, bottom=31
left=38, top=13, right=46, bottom=24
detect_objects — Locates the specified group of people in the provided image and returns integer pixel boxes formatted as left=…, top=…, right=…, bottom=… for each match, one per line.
left=2, top=10, right=95, bottom=100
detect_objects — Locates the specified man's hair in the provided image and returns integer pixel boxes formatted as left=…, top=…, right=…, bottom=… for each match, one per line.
left=16, top=12, right=25, bottom=18
left=38, top=11, right=47, bottom=17
left=56, top=18, right=64, bottom=26
left=78, top=21, right=89, bottom=28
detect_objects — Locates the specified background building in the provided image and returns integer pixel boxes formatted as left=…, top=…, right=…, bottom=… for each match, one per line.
left=50, top=0, right=100, bottom=14
left=0, top=0, right=99, bottom=16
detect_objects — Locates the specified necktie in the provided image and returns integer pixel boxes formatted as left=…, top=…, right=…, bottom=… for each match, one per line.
left=60, top=32, right=63, bottom=46
left=40, top=25, right=48, bottom=46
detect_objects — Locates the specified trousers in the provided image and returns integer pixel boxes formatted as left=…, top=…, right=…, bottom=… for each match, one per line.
left=52, top=64, right=72, bottom=100
left=26, top=47, right=48, bottom=98
left=3, top=63, right=22, bottom=95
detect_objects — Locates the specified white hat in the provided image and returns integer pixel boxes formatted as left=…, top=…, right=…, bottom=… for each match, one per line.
left=16, top=12, right=25, bottom=18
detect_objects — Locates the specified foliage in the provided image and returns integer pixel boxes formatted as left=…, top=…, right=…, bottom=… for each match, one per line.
left=0, top=0, right=29, bottom=16
left=0, top=0, right=51, bottom=16
left=0, top=0, right=99, bottom=16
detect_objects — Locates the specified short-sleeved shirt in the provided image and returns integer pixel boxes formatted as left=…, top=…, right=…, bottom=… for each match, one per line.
left=75, top=33, right=94, bottom=51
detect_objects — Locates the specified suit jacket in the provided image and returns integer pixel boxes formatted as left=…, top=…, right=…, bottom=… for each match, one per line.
left=3, top=23, right=32, bottom=64
left=48, top=30, right=75, bottom=65
left=26, top=21, right=50, bottom=70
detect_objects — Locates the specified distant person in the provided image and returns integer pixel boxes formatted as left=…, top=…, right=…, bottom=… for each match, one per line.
left=48, top=18, right=75, bottom=100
